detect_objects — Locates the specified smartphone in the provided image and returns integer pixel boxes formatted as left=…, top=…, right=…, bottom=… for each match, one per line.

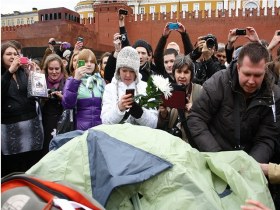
left=20, top=57, right=29, bottom=65
left=236, top=29, right=246, bottom=35
left=126, top=89, right=135, bottom=97
left=168, top=22, right=179, bottom=30
left=78, top=60, right=85, bottom=67
left=119, top=9, right=128, bottom=16
left=161, top=90, right=186, bottom=109
left=77, top=37, right=84, bottom=42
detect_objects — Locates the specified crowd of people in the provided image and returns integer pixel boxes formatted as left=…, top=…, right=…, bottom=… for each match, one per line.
left=1, top=10, right=280, bottom=209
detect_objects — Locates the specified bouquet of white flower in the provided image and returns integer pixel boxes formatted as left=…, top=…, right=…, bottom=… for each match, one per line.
left=134, top=75, right=173, bottom=109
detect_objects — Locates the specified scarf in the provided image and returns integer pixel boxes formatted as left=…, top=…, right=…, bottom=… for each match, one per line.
left=46, top=74, right=64, bottom=90
left=78, top=73, right=104, bottom=99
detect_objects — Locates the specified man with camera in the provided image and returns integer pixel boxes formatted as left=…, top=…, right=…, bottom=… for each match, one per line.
left=190, top=34, right=224, bottom=85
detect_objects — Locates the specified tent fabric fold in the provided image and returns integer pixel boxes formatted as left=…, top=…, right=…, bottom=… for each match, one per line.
left=27, top=123, right=275, bottom=210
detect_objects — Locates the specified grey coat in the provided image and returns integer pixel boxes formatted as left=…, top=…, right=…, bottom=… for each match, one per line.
left=187, top=61, right=280, bottom=163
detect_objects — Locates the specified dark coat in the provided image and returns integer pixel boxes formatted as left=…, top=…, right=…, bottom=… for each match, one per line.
left=1, top=67, right=37, bottom=124
left=187, top=61, right=280, bottom=163
left=41, top=78, right=65, bottom=155
left=192, top=55, right=224, bottom=85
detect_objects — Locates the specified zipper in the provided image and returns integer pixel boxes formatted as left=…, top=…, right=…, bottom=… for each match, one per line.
left=2, top=175, right=69, bottom=200
left=12, top=74, right=19, bottom=89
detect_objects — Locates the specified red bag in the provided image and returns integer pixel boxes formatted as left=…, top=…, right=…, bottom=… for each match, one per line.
left=1, top=173, right=105, bottom=210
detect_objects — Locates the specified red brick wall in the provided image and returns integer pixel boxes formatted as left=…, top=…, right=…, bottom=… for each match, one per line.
left=2, top=6, right=280, bottom=57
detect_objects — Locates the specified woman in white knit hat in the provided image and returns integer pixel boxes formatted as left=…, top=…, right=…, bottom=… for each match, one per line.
left=101, top=46, right=158, bottom=128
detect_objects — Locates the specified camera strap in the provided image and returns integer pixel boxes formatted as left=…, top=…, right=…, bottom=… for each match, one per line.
left=177, top=109, right=197, bottom=148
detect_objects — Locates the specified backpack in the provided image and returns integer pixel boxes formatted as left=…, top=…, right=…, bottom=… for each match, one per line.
left=1, top=173, right=105, bottom=210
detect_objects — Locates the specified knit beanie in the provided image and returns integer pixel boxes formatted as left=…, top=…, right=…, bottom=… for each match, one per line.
left=114, top=46, right=141, bottom=83
left=132, top=39, right=151, bottom=56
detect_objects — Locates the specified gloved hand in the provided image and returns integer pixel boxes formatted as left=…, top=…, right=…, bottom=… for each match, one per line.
left=129, top=102, right=143, bottom=119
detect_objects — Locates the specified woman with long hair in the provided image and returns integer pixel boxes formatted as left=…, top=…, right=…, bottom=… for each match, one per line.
left=1, top=42, right=44, bottom=176
left=62, top=49, right=105, bottom=131
left=41, top=54, right=67, bottom=155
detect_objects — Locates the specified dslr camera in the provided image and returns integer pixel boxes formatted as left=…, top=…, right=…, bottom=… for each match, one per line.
left=201, top=34, right=217, bottom=49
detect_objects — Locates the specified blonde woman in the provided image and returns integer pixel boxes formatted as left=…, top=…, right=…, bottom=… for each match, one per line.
left=62, top=49, right=105, bottom=131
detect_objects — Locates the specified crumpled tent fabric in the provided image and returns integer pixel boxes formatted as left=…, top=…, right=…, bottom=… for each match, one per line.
left=27, top=123, right=275, bottom=210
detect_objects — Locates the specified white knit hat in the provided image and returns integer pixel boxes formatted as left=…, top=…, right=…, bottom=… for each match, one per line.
left=114, top=46, right=141, bottom=83
left=63, top=49, right=71, bottom=60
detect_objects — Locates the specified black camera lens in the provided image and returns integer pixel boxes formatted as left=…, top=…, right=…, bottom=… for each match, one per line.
left=206, top=38, right=215, bottom=49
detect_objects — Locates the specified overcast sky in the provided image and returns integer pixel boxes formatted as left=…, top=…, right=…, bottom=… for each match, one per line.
left=1, top=0, right=79, bottom=14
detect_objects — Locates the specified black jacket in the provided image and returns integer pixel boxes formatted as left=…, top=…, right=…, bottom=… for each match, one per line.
left=192, top=55, right=224, bottom=85
left=187, top=61, right=280, bottom=163
left=1, top=67, right=37, bottom=124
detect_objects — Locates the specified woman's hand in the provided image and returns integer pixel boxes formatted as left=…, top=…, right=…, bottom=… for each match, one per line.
left=118, top=93, right=133, bottom=111
left=9, top=56, right=21, bottom=74
left=163, top=22, right=172, bottom=37
left=74, top=66, right=87, bottom=80
left=74, top=41, right=83, bottom=53
left=50, top=91, right=63, bottom=100
left=177, top=21, right=186, bottom=33
left=241, top=200, right=270, bottom=210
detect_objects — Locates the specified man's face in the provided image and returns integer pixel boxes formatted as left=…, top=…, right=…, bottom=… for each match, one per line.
left=136, top=47, right=148, bottom=66
left=164, top=53, right=176, bottom=74
left=174, top=65, right=192, bottom=86
left=215, top=51, right=226, bottom=65
left=237, top=56, right=266, bottom=96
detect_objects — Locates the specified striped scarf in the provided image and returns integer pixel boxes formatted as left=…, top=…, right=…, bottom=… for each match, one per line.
left=78, top=73, right=104, bottom=99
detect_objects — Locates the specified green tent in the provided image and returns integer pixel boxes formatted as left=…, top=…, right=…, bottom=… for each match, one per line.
left=27, top=123, right=275, bottom=210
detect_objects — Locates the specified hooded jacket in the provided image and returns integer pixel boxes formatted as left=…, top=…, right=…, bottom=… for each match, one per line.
left=187, top=60, right=280, bottom=163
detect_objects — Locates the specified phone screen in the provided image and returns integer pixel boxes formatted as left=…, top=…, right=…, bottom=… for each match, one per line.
left=126, top=89, right=135, bottom=97
left=77, top=37, right=84, bottom=42
left=168, top=23, right=179, bottom=30
left=78, top=60, right=85, bottom=67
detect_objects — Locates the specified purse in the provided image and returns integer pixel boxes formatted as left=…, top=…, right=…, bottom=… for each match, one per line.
left=56, top=109, right=75, bottom=135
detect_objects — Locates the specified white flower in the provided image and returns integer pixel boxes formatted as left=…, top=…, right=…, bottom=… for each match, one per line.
left=152, top=75, right=173, bottom=99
